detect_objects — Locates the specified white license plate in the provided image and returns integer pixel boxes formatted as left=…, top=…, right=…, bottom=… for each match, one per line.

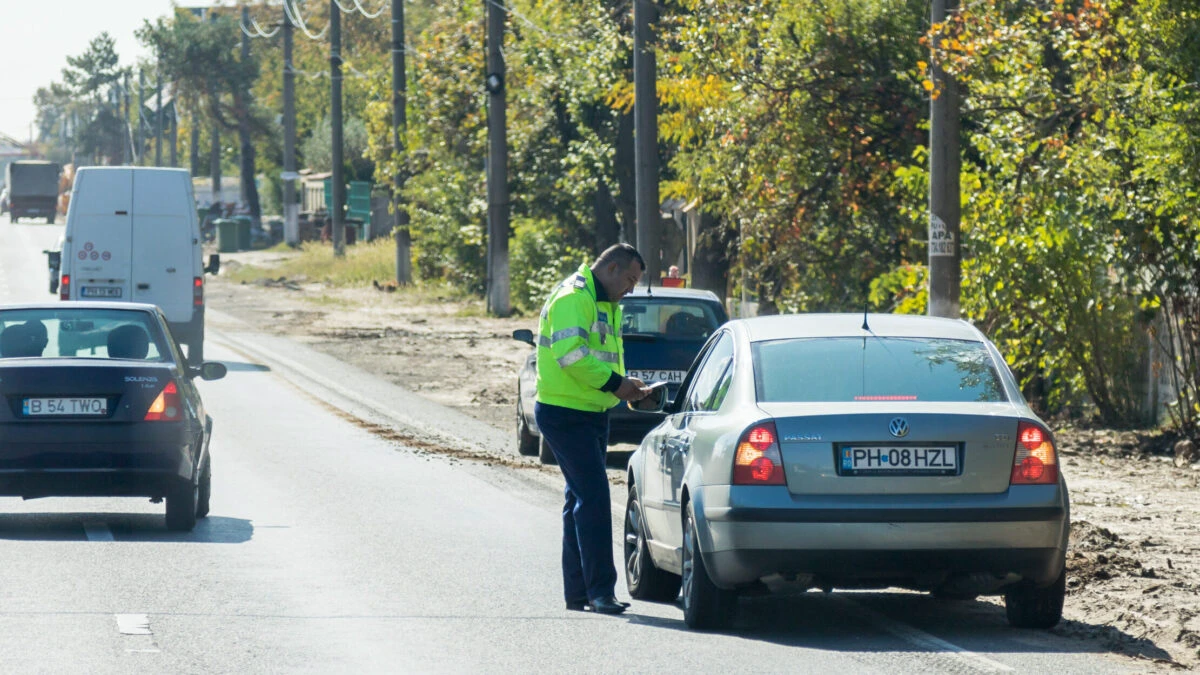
left=81, top=286, right=123, bottom=298
left=840, top=446, right=958, bottom=475
left=627, top=369, right=686, bottom=384
left=23, top=397, right=109, bottom=416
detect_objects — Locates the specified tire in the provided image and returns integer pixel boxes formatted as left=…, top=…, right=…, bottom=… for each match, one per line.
left=49, top=278, right=58, bottom=295
left=1004, top=568, right=1065, bottom=629
left=538, top=434, right=557, bottom=465
left=188, top=334, right=204, bottom=365
left=624, top=486, right=681, bottom=601
left=47, top=214, right=54, bottom=225
left=516, top=399, right=538, bottom=456
left=682, top=500, right=736, bottom=629
left=165, top=479, right=198, bottom=532
left=196, top=457, right=212, bottom=519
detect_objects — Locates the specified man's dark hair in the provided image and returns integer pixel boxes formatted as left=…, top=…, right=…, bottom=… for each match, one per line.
left=593, top=243, right=645, bottom=271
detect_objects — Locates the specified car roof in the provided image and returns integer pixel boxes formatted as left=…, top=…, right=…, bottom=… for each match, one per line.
left=0, top=301, right=161, bottom=314
left=738, top=313, right=985, bottom=343
left=623, top=286, right=722, bottom=303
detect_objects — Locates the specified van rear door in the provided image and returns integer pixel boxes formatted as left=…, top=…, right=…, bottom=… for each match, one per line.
left=131, top=170, right=197, bottom=324
left=68, top=169, right=132, bottom=301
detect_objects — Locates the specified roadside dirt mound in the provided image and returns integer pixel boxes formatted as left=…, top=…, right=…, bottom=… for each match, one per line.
left=1067, top=521, right=1150, bottom=586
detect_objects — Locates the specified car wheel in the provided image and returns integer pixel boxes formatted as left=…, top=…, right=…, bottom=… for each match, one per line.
left=516, top=399, right=538, bottom=456
left=681, top=500, right=736, bottom=629
left=47, top=214, right=54, bottom=225
left=1004, top=568, right=1065, bottom=629
left=538, top=434, right=557, bottom=465
left=624, top=486, right=681, bottom=601
left=165, top=479, right=198, bottom=532
left=196, top=457, right=212, bottom=519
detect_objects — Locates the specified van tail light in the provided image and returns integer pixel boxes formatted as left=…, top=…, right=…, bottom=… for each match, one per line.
left=733, top=422, right=786, bottom=485
left=60, top=274, right=70, bottom=300
left=193, top=277, right=203, bottom=307
left=1010, top=421, right=1058, bottom=485
left=144, top=381, right=183, bottom=422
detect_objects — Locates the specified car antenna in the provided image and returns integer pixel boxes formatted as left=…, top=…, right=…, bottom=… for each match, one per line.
left=861, top=303, right=870, bottom=331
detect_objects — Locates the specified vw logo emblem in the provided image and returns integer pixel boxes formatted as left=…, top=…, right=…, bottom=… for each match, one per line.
left=889, top=417, right=910, bottom=438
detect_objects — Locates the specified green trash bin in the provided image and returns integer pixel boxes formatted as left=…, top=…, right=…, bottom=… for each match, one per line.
left=233, top=216, right=252, bottom=250
left=215, top=219, right=239, bottom=253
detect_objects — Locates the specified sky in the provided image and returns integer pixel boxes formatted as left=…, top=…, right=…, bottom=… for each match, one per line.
left=0, top=1, right=216, bottom=142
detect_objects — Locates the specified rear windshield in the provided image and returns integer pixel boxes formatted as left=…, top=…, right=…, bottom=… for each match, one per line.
left=0, top=309, right=171, bottom=362
left=753, top=337, right=1007, bottom=403
left=620, top=298, right=724, bottom=342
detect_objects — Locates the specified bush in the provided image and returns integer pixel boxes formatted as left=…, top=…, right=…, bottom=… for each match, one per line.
left=509, top=218, right=591, bottom=312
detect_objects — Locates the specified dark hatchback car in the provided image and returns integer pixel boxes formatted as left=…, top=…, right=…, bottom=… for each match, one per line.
left=0, top=302, right=226, bottom=531
left=514, top=286, right=728, bottom=463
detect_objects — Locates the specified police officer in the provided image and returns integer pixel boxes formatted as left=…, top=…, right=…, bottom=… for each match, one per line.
left=535, top=243, right=651, bottom=615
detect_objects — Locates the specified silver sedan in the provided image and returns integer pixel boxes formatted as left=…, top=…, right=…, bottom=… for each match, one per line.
left=623, top=313, right=1069, bottom=630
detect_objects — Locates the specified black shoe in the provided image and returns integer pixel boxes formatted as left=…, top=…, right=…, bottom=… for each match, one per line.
left=565, top=599, right=588, bottom=611
left=585, top=597, right=630, bottom=615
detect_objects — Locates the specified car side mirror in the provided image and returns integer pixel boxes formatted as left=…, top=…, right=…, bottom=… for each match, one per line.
left=512, top=328, right=535, bottom=347
left=627, top=386, right=669, bottom=414
left=205, top=253, right=220, bottom=276
left=190, top=362, right=227, bottom=381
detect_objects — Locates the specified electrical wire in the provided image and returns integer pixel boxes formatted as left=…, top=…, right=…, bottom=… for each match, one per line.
left=351, top=0, right=388, bottom=19
left=332, top=0, right=356, bottom=14
left=251, top=16, right=282, bottom=38
left=284, top=0, right=328, bottom=41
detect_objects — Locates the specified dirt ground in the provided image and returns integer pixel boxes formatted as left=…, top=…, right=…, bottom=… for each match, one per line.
left=207, top=251, right=1200, bottom=670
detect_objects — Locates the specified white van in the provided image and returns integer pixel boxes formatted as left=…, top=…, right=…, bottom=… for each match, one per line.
left=59, top=167, right=219, bottom=362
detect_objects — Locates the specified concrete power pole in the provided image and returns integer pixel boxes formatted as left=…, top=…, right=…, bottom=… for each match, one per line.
left=155, top=55, right=164, bottom=167
left=211, top=125, right=222, bottom=207
left=633, top=0, right=661, bottom=284
left=330, top=1, right=346, bottom=257
left=391, top=0, right=412, bottom=284
left=928, top=0, right=961, bottom=318
left=283, top=5, right=299, bottom=246
left=168, top=102, right=178, bottom=168
left=485, top=0, right=510, bottom=315
left=137, top=69, right=145, bottom=165
left=123, top=72, right=132, bottom=165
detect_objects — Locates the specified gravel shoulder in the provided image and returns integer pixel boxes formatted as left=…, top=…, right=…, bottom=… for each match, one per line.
left=207, top=251, right=1200, bottom=669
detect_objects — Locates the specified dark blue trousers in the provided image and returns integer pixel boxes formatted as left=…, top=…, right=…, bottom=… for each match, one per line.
left=534, top=402, right=617, bottom=603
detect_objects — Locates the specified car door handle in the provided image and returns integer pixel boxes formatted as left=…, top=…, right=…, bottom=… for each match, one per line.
left=137, top=283, right=150, bottom=290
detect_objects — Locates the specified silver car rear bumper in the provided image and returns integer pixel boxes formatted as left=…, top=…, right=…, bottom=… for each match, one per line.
left=695, top=484, right=1069, bottom=589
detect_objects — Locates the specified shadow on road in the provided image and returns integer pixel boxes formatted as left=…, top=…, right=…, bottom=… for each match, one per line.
left=615, top=591, right=1175, bottom=666
left=0, top=512, right=254, bottom=544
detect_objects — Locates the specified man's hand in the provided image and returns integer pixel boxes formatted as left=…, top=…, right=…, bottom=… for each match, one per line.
left=615, top=376, right=651, bottom=401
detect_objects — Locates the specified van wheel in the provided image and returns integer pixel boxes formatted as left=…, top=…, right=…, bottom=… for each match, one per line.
left=49, top=278, right=58, bottom=294
left=47, top=215, right=55, bottom=225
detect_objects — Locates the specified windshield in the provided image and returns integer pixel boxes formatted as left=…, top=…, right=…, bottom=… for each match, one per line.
left=0, top=308, right=170, bottom=361
left=753, top=337, right=1007, bottom=403
left=620, top=298, right=723, bottom=342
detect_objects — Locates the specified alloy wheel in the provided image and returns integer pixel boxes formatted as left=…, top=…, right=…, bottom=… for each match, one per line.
left=682, top=513, right=695, bottom=612
left=625, top=497, right=645, bottom=587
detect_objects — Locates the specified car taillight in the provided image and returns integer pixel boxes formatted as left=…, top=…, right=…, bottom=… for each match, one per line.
left=60, top=274, right=70, bottom=300
left=144, top=381, right=183, bottom=421
left=1010, top=421, right=1058, bottom=485
left=733, top=422, right=786, bottom=485
left=193, top=276, right=203, bottom=307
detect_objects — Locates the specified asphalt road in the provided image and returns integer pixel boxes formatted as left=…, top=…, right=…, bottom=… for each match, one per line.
left=0, top=219, right=1145, bottom=673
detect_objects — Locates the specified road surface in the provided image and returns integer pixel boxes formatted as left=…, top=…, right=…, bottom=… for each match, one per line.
left=0, top=219, right=1145, bottom=673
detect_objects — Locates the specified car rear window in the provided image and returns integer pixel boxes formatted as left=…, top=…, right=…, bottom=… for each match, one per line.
left=752, top=337, right=1007, bottom=403
left=620, top=299, right=723, bottom=342
left=0, top=309, right=170, bottom=362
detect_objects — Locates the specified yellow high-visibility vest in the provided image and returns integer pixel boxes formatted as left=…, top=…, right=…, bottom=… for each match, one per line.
left=535, top=264, right=624, bottom=412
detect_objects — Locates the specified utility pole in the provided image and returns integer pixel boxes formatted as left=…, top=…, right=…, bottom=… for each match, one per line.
left=330, top=1, right=346, bottom=257
left=123, top=72, right=132, bottom=165
left=391, top=0, right=412, bottom=283
left=485, top=0, right=510, bottom=315
left=155, top=54, right=164, bottom=167
left=633, top=0, right=661, bottom=284
left=190, top=115, right=200, bottom=176
left=136, top=69, right=145, bottom=165
left=928, top=0, right=961, bottom=318
left=211, top=124, right=222, bottom=207
left=283, top=4, right=299, bottom=246
left=168, top=102, right=178, bottom=168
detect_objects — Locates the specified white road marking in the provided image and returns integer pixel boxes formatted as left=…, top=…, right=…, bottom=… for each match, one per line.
left=82, top=521, right=114, bottom=542
left=832, top=595, right=1015, bottom=673
left=115, top=614, right=152, bottom=636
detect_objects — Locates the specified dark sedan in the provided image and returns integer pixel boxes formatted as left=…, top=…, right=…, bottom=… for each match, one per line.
left=0, top=302, right=226, bottom=531
left=514, top=286, right=728, bottom=463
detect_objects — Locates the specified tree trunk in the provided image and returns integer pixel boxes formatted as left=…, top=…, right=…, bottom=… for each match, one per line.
left=593, top=181, right=621, bottom=254
left=233, top=91, right=261, bottom=227
left=615, top=110, right=637, bottom=243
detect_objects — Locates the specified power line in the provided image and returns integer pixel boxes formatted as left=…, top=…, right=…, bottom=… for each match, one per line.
left=284, top=0, right=329, bottom=41
left=240, top=15, right=281, bottom=39
left=351, top=0, right=388, bottom=19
